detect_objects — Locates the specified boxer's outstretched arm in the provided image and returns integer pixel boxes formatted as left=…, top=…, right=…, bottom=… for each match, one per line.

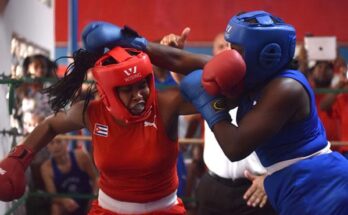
left=23, top=102, right=85, bottom=152
left=82, top=22, right=211, bottom=75
left=146, top=41, right=211, bottom=75
left=0, top=101, right=86, bottom=201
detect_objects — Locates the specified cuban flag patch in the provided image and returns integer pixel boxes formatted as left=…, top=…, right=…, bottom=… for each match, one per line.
left=94, top=123, right=108, bottom=137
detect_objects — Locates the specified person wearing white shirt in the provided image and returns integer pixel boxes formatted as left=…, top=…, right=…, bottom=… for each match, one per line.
left=196, top=107, right=276, bottom=215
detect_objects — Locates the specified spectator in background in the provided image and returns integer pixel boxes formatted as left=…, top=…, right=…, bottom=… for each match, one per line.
left=333, top=58, right=348, bottom=157
left=15, top=54, right=58, bottom=215
left=23, top=110, right=51, bottom=215
left=211, top=33, right=230, bottom=56
left=22, top=109, right=46, bottom=135
left=294, top=44, right=310, bottom=77
left=41, top=138, right=97, bottom=215
left=308, top=61, right=341, bottom=142
left=16, top=54, right=57, bottom=132
left=295, top=32, right=315, bottom=78
left=316, top=57, right=348, bottom=157
left=332, top=56, right=348, bottom=86
left=181, top=113, right=204, bottom=205
left=22, top=54, right=56, bottom=79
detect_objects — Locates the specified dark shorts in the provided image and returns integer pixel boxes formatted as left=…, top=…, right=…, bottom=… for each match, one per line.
left=196, top=171, right=277, bottom=215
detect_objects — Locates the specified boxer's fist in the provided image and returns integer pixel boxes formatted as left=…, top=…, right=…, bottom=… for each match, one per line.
left=202, top=49, right=246, bottom=98
left=180, top=70, right=231, bottom=129
left=0, top=145, right=34, bottom=201
left=82, top=21, right=148, bottom=53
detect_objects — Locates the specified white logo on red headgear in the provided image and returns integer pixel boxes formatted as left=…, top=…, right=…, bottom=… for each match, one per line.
left=124, top=66, right=137, bottom=76
left=123, top=65, right=141, bottom=82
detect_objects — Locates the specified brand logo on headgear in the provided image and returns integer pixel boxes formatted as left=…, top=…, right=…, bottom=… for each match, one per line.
left=124, top=66, right=137, bottom=76
left=124, top=66, right=141, bottom=82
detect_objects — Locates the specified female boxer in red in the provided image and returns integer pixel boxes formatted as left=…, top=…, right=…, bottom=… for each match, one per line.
left=0, top=47, right=196, bottom=214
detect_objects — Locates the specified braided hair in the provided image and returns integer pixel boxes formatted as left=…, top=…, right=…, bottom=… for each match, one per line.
left=43, top=49, right=101, bottom=114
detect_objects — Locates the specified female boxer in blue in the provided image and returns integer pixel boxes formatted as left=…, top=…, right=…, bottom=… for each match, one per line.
left=81, top=10, right=348, bottom=215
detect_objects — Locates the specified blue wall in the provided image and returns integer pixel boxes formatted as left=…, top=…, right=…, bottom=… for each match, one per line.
left=339, top=46, right=348, bottom=61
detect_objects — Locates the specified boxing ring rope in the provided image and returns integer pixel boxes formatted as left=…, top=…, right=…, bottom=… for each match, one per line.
left=55, top=134, right=205, bottom=144
left=3, top=130, right=347, bottom=146
left=53, top=134, right=348, bottom=146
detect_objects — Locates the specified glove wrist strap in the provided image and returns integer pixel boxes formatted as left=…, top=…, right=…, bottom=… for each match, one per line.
left=9, top=145, right=34, bottom=169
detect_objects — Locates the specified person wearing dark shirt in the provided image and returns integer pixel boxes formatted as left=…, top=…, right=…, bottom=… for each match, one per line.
left=41, top=138, right=97, bottom=215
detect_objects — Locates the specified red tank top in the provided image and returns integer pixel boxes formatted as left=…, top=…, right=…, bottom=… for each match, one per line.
left=87, top=100, right=178, bottom=202
left=315, top=94, right=340, bottom=141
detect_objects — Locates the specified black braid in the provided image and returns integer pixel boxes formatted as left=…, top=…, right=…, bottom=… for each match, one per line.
left=43, top=49, right=101, bottom=113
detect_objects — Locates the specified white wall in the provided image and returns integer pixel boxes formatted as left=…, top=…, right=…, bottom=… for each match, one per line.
left=0, top=0, right=54, bottom=212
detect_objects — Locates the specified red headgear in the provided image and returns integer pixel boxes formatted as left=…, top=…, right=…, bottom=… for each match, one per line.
left=92, top=47, right=155, bottom=123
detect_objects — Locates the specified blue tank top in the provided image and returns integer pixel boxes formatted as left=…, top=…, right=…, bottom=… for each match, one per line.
left=155, top=73, right=177, bottom=91
left=52, top=151, right=92, bottom=213
left=237, top=70, right=328, bottom=167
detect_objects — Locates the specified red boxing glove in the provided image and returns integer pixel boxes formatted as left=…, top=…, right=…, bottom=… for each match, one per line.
left=202, top=49, right=246, bottom=98
left=0, top=145, right=34, bottom=201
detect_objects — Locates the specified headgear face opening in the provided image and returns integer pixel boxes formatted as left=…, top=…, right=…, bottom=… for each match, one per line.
left=92, top=47, right=155, bottom=123
left=224, top=11, right=296, bottom=89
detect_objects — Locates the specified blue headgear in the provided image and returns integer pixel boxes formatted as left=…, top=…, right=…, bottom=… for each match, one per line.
left=224, top=11, right=296, bottom=89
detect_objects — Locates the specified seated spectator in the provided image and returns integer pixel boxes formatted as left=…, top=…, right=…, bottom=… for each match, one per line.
left=309, top=58, right=348, bottom=157
left=41, top=138, right=98, bottom=215
left=16, top=54, right=57, bottom=131
left=22, top=54, right=57, bottom=79
left=15, top=54, right=57, bottom=214
left=23, top=110, right=51, bottom=215
left=322, top=58, right=348, bottom=157
left=180, top=113, right=204, bottom=205
left=332, top=56, right=348, bottom=86
left=308, top=61, right=341, bottom=141
left=294, top=43, right=310, bottom=77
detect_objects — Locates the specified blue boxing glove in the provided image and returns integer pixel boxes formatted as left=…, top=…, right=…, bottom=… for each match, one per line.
left=180, top=70, right=231, bottom=129
left=82, top=21, right=148, bottom=53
